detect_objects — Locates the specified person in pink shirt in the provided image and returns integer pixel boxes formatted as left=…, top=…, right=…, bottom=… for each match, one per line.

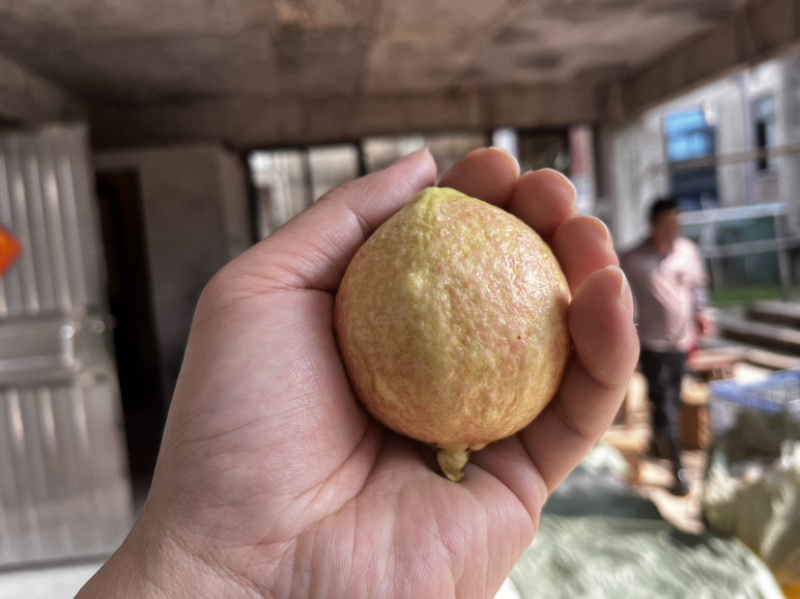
left=620, top=198, right=713, bottom=495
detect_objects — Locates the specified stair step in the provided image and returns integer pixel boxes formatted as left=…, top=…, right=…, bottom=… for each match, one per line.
left=743, top=348, right=800, bottom=371
left=746, top=301, right=800, bottom=329
left=718, top=317, right=800, bottom=355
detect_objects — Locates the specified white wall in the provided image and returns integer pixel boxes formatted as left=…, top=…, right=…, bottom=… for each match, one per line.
left=605, top=117, right=670, bottom=249
left=608, top=55, right=793, bottom=249
left=778, top=53, right=800, bottom=231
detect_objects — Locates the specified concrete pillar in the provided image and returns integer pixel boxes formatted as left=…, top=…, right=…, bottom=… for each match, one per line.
left=599, top=119, right=670, bottom=251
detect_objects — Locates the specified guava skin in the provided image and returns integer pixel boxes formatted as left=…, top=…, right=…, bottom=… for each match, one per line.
left=335, top=187, right=571, bottom=481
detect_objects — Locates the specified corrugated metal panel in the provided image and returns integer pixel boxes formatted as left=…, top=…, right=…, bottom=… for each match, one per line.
left=0, top=125, right=132, bottom=566
left=0, top=126, right=104, bottom=319
left=0, top=375, right=132, bottom=566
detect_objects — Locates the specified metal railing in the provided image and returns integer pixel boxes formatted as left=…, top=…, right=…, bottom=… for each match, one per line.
left=680, top=202, right=800, bottom=298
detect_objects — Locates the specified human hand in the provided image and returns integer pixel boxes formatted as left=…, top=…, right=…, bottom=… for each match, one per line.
left=696, top=312, right=714, bottom=338
left=78, top=148, right=639, bottom=599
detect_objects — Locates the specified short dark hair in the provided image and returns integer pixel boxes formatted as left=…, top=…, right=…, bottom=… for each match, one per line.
left=649, top=197, right=679, bottom=224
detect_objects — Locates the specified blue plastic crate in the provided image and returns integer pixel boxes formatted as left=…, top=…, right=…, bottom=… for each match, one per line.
left=708, top=370, right=800, bottom=434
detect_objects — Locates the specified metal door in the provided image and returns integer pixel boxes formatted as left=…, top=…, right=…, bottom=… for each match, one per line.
left=0, top=126, right=133, bottom=566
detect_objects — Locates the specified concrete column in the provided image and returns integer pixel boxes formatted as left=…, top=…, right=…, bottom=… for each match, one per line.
left=599, top=119, right=670, bottom=251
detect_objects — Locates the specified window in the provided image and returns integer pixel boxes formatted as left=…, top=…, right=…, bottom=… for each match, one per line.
left=249, top=133, right=488, bottom=239
left=753, top=96, right=776, bottom=172
left=662, top=107, right=719, bottom=210
left=663, top=108, right=715, bottom=162
left=249, top=145, right=362, bottom=239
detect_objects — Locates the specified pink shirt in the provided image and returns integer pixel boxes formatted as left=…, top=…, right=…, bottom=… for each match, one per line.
left=620, top=237, right=707, bottom=352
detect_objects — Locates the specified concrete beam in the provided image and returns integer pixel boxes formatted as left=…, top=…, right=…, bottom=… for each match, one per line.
left=612, top=0, right=800, bottom=120
left=89, top=83, right=600, bottom=150
left=0, top=55, right=85, bottom=126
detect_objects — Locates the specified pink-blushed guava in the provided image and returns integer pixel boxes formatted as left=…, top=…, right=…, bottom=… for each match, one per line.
left=335, top=187, right=571, bottom=481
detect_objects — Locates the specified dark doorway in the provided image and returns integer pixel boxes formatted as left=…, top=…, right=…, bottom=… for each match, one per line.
left=95, top=171, right=165, bottom=489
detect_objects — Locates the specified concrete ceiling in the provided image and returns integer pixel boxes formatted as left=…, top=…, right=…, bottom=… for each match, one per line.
left=0, top=0, right=748, bottom=104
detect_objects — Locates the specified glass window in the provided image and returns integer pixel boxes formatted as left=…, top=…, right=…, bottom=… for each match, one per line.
left=249, top=144, right=362, bottom=239
left=753, top=96, right=776, bottom=172
left=249, top=150, right=311, bottom=239
left=664, top=108, right=715, bottom=162
left=663, top=107, right=719, bottom=210
left=308, top=145, right=360, bottom=201
left=362, top=132, right=488, bottom=176
left=664, top=109, right=707, bottom=136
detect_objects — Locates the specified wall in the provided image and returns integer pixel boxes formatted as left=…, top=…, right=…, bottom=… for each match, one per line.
left=605, top=120, right=668, bottom=248
left=635, top=60, right=790, bottom=211
left=0, top=54, right=85, bottom=126
left=608, top=54, right=799, bottom=248
left=216, top=148, right=252, bottom=259
left=747, top=61, right=782, bottom=206
left=93, top=144, right=250, bottom=404
left=89, top=83, right=600, bottom=150
left=779, top=53, right=800, bottom=230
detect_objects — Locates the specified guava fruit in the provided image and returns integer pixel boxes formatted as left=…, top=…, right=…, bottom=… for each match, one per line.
left=335, top=187, right=571, bottom=481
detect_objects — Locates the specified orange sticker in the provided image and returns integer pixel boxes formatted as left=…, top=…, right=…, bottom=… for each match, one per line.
left=0, top=227, right=21, bottom=278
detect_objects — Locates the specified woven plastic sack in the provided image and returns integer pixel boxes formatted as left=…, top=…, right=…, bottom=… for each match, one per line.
left=510, top=516, right=783, bottom=599
left=702, top=440, right=800, bottom=587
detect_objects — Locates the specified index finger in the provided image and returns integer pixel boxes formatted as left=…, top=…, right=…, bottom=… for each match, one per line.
left=437, top=147, right=520, bottom=206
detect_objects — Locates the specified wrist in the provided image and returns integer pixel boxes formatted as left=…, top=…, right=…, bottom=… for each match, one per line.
left=76, top=508, right=258, bottom=599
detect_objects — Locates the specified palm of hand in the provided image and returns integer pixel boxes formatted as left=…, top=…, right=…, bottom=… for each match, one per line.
left=96, top=149, right=639, bottom=599
left=160, top=283, right=535, bottom=597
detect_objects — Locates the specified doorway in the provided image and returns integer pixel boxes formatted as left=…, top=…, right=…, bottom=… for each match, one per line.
left=95, top=171, right=164, bottom=489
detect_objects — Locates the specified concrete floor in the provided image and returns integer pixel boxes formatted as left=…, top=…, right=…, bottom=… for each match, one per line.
left=637, top=450, right=707, bottom=534
left=0, top=559, right=104, bottom=598
left=0, top=481, right=148, bottom=599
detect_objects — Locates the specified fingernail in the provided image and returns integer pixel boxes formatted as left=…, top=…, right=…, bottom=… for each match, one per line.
left=487, top=146, right=521, bottom=174
left=605, top=265, right=628, bottom=296
left=605, top=265, right=634, bottom=321
left=575, top=214, right=611, bottom=243
left=596, top=218, right=612, bottom=243
left=540, top=168, right=578, bottom=204
left=392, top=147, right=430, bottom=167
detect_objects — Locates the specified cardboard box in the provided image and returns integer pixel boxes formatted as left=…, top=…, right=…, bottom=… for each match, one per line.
left=681, top=383, right=711, bottom=450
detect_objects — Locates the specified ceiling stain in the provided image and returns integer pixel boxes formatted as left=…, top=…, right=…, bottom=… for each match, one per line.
left=644, top=1, right=735, bottom=22
left=542, top=0, right=640, bottom=23
left=492, top=25, right=541, bottom=46
left=516, top=51, right=563, bottom=70
left=0, top=0, right=747, bottom=104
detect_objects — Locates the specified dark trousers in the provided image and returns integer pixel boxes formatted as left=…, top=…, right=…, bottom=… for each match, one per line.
left=639, top=349, right=687, bottom=475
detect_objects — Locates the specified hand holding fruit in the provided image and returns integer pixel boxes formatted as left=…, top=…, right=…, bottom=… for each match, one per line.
left=336, top=187, right=571, bottom=481
left=78, top=148, right=639, bottom=599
